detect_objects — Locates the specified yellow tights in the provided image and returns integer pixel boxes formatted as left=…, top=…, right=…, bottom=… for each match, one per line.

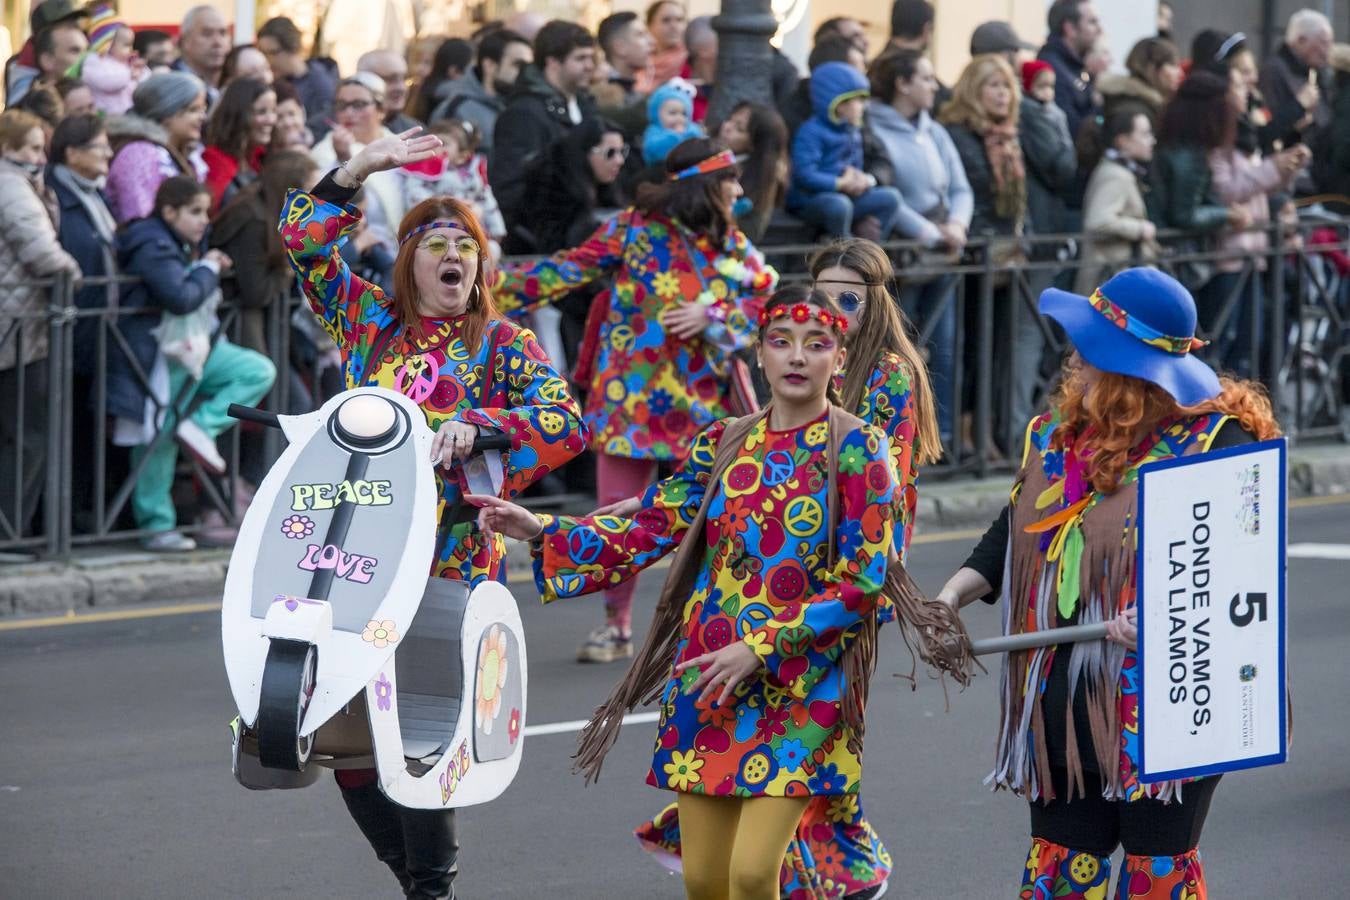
left=676, top=793, right=810, bottom=900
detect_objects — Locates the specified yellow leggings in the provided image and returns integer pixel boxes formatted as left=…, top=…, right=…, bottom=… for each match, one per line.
left=676, top=793, right=810, bottom=900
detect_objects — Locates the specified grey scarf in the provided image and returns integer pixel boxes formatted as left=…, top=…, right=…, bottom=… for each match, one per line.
left=50, top=164, right=119, bottom=311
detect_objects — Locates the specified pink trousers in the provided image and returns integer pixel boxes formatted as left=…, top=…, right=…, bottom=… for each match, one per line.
left=595, top=453, right=657, bottom=633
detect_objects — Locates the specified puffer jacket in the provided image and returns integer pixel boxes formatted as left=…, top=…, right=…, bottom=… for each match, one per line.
left=0, top=158, right=79, bottom=370
left=105, top=113, right=196, bottom=224
left=1019, top=96, right=1077, bottom=235
left=109, top=215, right=218, bottom=420
left=1208, top=146, right=1295, bottom=273
left=788, top=62, right=871, bottom=210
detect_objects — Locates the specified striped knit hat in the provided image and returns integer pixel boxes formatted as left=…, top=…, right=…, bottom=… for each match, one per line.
left=86, top=5, right=124, bottom=55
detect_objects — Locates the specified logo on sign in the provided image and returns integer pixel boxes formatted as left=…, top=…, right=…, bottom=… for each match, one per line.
left=1239, top=664, right=1258, bottom=682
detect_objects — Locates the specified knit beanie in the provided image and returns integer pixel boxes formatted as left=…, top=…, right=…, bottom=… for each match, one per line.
left=86, top=5, right=123, bottom=55
left=132, top=71, right=207, bottom=122
left=1021, top=60, right=1053, bottom=94
left=647, top=78, right=696, bottom=125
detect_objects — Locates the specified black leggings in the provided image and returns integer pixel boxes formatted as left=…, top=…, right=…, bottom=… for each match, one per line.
left=1029, top=768, right=1220, bottom=857
left=339, top=779, right=459, bottom=899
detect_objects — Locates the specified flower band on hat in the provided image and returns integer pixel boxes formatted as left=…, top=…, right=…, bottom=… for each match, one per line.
left=669, top=149, right=737, bottom=181
left=400, top=220, right=469, bottom=246
left=1087, top=288, right=1206, bottom=355
left=757, top=303, right=848, bottom=335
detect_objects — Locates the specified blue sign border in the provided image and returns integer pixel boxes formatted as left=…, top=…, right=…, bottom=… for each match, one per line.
left=1136, top=437, right=1287, bottom=782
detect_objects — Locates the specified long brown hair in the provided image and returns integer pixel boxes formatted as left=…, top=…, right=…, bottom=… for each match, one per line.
left=810, top=239, right=942, bottom=465
left=392, top=197, right=502, bottom=349
left=635, top=137, right=737, bottom=246
left=1050, top=355, right=1281, bottom=495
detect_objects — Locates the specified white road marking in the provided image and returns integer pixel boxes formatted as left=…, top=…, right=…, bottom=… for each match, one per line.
left=1288, top=543, right=1350, bottom=560
left=523, top=710, right=660, bottom=737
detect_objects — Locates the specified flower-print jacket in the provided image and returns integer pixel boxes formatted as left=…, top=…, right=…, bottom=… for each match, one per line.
left=280, top=185, right=586, bottom=585
left=495, top=208, right=776, bottom=461
left=534, top=412, right=895, bottom=797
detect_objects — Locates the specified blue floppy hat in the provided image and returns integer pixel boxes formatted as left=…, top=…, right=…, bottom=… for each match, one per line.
left=1039, top=267, right=1222, bottom=406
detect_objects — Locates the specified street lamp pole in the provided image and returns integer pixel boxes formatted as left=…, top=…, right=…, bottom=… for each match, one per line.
left=708, top=0, right=778, bottom=127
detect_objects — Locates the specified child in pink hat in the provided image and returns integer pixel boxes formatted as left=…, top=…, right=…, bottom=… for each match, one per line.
left=81, top=6, right=147, bottom=114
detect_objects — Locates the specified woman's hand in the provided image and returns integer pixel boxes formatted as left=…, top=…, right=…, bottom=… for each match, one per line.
left=463, top=493, right=545, bottom=542
left=347, top=127, right=444, bottom=180
left=1227, top=204, right=1254, bottom=231
left=429, top=420, right=479, bottom=468
left=676, top=642, right=762, bottom=707
left=1105, top=606, right=1138, bottom=650
left=204, top=249, right=232, bottom=271
left=589, top=496, right=642, bottom=517
left=662, top=302, right=710, bottom=340
left=330, top=123, right=355, bottom=163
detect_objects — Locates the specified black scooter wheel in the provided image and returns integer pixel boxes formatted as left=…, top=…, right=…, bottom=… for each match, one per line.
left=257, top=639, right=318, bottom=771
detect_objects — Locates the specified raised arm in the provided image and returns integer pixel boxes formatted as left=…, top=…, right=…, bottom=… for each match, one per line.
left=492, top=210, right=629, bottom=315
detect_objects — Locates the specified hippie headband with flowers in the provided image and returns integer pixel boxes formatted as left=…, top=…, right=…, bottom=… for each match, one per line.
left=757, top=303, right=848, bottom=335
left=1086, top=288, right=1207, bottom=355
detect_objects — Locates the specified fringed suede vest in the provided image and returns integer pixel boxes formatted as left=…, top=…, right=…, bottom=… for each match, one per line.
left=989, top=410, right=1230, bottom=803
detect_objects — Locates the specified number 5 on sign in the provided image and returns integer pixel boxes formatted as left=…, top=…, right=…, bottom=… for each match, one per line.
left=1136, top=438, right=1288, bottom=782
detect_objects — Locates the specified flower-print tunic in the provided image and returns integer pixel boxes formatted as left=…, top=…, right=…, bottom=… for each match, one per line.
left=636, top=353, right=924, bottom=897
left=495, top=208, right=775, bottom=461
left=281, top=188, right=586, bottom=585
left=534, top=412, right=896, bottom=797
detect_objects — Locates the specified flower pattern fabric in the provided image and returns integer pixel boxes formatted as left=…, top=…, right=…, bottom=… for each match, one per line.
left=534, top=412, right=896, bottom=798
left=495, top=209, right=773, bottom=461
left=1020, top=838, right=1112, bottom=899
left=280, top=188, right=585, bottom=585
left=1007, top=410, right=1229, bottom=800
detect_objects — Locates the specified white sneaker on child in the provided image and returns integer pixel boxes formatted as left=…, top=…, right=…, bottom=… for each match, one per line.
left=176, top=419, right=226, bottom=474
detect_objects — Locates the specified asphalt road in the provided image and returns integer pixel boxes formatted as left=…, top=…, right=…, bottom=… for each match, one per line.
left=2, top=500, right=1348, bottom=899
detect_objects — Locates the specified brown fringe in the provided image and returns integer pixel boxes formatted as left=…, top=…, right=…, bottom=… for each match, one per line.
left=573, top=411, right=770, bottom=783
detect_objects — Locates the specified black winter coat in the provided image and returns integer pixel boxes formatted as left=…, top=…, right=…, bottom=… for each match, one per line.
left=109, top=216, right=217, bottom=421
left=945, top=122, right=1024, bottom=239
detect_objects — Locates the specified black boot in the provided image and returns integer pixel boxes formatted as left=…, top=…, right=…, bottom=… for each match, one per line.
left=339, top=781, right=413, bottom=894
left=400, top=807, right=458, bottom=900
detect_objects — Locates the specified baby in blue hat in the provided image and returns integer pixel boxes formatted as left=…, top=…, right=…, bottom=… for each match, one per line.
left=642, top=78, right=706, bottom=166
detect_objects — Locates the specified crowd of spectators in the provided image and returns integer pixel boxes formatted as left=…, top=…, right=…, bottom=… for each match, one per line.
left=1, top=0, right=1346, bottom=548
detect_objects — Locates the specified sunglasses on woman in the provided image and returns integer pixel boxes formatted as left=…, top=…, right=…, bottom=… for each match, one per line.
left=590, top=144, right=630, bottom=161
left=418, top=235, right=481, bottom=259
left=836, top=290, right=864, bottom=313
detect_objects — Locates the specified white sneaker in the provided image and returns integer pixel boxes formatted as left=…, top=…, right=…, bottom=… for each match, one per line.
left=176, top=419, right=226, bottom=474
left=142, top=530, right=197, bottom=552
left=576, top=625, right=634, bottom=663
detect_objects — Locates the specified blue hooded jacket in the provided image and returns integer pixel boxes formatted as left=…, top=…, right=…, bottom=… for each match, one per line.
left=788, top=62, right=870, bottom=209
left=108, top=215, right=218, bottom=421
left=641, top=79, right=706, bottom=166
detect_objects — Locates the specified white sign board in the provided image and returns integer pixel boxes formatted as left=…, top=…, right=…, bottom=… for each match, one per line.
left=1137, top=438, right=1287, bottom=782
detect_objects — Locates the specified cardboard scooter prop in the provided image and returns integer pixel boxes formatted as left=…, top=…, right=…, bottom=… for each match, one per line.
left=222, top=387, right=527, bottom=809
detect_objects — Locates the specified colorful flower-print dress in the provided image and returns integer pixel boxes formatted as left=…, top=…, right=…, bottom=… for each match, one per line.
left=495, top=208, right=775, bottom=461
left=636, top=353, right=922, bottom=897
left=280, top=188, right=586, bottom=585
left=995, top=409, right=1231, bottom=803
left=535, top=412, right=896, bottom=797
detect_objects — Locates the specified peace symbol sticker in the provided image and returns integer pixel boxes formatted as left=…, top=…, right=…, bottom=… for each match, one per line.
left=783, top=496, right=824, bottom=536
left=762, top=450, right=795, bottom=487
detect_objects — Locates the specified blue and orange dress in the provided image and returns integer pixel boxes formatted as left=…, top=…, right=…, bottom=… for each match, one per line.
left=280, top=185, right=587, bottom=585
left=635, top=351, right=925, bottom=898
left=494, top=208, right=776, bottom=461
left=534, top=410, right=896, bottom=798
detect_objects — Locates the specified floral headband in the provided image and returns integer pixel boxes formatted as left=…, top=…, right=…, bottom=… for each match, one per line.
left=1087, top=288, right=1206, bottom=355
left=669, top=149, right=737, bottom=181
left=757, top=303, right=848, bottom=335
left=400, top=220, right=469, bottom=246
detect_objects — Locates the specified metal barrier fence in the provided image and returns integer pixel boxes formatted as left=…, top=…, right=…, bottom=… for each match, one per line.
left=1, top=220, right=1346, bottom=557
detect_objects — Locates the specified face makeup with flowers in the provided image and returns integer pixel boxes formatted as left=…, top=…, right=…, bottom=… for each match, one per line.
left=412, top=222, right=481, bottom=317
left=756, top=305, right=847, bottom=407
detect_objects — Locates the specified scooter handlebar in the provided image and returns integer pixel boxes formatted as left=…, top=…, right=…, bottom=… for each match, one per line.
left=227, top=403, right=512, bottom=453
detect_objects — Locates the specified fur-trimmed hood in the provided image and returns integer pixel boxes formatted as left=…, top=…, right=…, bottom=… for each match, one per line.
left=104, top=113, right=172, bottom=149
left=1330, top=43, right=1350, bottom=72
left=1096, top=73, right=1165, bottom=110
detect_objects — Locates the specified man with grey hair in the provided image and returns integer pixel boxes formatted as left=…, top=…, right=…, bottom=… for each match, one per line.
left=358, top=49, right=420, bottom=132
left=1261, top=8, right=1334, bottom=191
left=174, top=5, right=230, bottom=100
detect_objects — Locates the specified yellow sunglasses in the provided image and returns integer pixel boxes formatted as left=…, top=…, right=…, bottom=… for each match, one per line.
left=418, top=235, right=481, bottom=259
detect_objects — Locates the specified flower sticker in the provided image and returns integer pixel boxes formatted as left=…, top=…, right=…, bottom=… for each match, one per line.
left=508, top=708, right=521, bottom=744
left=374, top=672, right=392, bottom=711
left=280, top=515, right=315, bottom=540
left=475, top=625, right=509, bottom=734
left=361, top=619, right=399, bottom=649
